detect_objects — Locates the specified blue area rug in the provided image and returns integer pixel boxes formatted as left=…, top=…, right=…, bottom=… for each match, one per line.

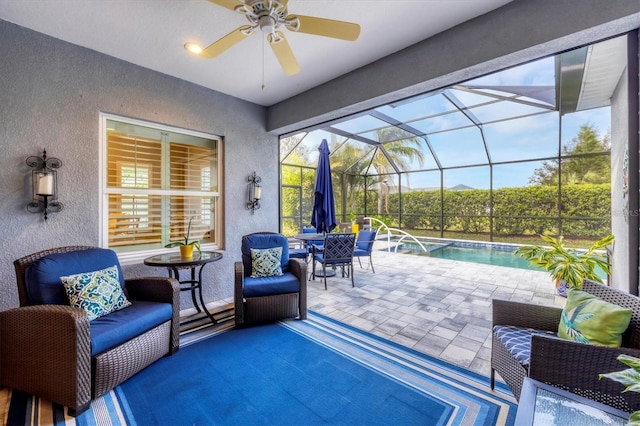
left=1, top=312, right=517, bottom=425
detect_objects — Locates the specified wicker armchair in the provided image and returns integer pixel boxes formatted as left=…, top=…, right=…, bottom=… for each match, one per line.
left=491, top=280, right=640, bottom=412
left=0, top=246, right=180, bottom=416
left=235, top=232, right=307, bottom=327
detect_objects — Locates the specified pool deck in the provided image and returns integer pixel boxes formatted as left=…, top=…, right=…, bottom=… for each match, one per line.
left=305, top=242, right=566, bottom=378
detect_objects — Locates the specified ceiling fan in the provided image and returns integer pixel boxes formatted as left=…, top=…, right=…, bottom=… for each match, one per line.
left=185, top=0, right=361, bottom=75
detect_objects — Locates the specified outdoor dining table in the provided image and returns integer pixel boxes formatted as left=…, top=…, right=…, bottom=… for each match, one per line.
left=293, top=232, right=325, bottom=242
left=292, top=233, right=336, bottom=277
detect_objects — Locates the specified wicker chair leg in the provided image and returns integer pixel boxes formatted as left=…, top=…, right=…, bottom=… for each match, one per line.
left=490, top=368, right=495, bottom=390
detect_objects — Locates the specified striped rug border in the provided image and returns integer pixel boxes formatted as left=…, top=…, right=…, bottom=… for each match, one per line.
left=282, top=312, right=516, bottom=426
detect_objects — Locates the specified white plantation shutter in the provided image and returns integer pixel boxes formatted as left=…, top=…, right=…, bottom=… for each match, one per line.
left=104, top=117, right=221, bottom=253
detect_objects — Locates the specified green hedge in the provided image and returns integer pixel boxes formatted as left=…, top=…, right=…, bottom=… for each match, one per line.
left=384, top=184, right=610, bottom=238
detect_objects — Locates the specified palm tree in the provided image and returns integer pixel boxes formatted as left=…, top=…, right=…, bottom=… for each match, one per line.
left=370, top=129, right=425, bottom=215
left=331, top=127, right=425, bottom=217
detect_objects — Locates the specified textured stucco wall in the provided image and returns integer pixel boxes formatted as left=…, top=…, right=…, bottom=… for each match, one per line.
left=0, top=19, right=278, bottom=312
left=611, top=65, right=630, bottom=291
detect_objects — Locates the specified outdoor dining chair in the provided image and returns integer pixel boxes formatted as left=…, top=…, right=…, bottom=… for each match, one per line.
left=289, top=227, right=324, bottom=262
left=312, top=233, right=356, bottom=290
left=353, top=230, right=377, bottom=273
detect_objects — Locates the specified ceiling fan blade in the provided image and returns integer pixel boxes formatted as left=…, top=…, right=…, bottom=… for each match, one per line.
left=199, top=26, right=253, bottom=59
left=289, top=15, right=360, bottom=41
left=207, top=0, right=242, bottom=12
left=268, top=32, right=300, bottom=75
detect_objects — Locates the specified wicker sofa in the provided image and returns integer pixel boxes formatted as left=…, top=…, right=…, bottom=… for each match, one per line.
left=491, top=279, right=640, bottom=412
left=235, top=232, right=307, bottom=326
left=0, top=246, right=180, bottom=415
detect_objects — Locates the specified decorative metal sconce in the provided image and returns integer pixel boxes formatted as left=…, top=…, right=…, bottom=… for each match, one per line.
left=246, top=171, right=262, bottom=214
left=26, top=149, right=63, bottom=220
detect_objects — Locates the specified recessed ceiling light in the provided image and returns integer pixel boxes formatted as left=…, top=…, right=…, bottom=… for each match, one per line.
left=184, top=42, right=203, bottom=55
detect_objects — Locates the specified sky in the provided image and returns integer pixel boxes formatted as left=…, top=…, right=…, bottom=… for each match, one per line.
left=282, top=39, right=616, bottom=190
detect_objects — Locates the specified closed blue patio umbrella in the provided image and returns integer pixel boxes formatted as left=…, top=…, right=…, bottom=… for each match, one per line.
left=311, top=139, right=337, bottom=234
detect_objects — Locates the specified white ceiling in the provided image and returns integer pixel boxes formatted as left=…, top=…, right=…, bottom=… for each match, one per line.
left=0, top=0, right=513, bottom=106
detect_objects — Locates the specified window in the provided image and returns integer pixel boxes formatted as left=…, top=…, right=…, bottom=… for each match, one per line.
left=101, top=114, right=222, bottom=261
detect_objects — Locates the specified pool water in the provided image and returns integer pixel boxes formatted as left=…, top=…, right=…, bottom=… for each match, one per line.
left=429, top=246, right=541, bottom=270
left=394, top=243, right=542, bottom=271
left=392, top=240, right=608, bottom=280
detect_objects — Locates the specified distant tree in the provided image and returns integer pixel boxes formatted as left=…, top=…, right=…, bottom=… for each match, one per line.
left=529, top=123, right=610, bottom=185
left=370, top=129, right=425, bottom=214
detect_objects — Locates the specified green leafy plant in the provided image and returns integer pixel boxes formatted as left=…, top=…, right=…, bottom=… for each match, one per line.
left=600, top=354, right=640, bottom=425
left=514, top=233, right=614, bottom=290
left=165, top=217, right=201, bottom=253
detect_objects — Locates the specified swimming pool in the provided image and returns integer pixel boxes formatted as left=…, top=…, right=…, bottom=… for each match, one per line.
left=391, top=240, right=542, bottom=271
left=389, top=238, right=608, bottom=279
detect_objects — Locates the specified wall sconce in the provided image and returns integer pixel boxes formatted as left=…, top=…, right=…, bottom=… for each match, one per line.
left=246, top=171, right=262, bottom=214
left=26, top=149, right=63, bottom=220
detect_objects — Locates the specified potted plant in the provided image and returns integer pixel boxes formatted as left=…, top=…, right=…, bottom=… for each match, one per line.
left=514, top=233, right=614, bottom=296
left=165, top=217, right=201, bottom=258
left=600, top=354, right=640, bottom=425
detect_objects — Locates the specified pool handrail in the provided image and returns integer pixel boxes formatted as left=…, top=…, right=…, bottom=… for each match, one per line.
left=364, top=217, right=429, bottom=253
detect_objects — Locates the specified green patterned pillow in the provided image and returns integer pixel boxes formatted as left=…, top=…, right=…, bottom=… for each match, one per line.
left=250, top=247, right=283, bottom=278
left=558, top=288, right=632, bottom=347
left=61, top=265, right=131, bottom=321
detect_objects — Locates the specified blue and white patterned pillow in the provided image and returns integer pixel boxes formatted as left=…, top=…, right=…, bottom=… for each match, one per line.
left=250, top=247, right=283, bottom=278
left=60, top=265, right=131, bottom=321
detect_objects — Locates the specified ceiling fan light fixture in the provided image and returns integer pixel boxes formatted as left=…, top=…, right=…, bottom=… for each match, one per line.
left=184, top=42, right=203, bottom=55
left=258, top=15, right=277, bottom=34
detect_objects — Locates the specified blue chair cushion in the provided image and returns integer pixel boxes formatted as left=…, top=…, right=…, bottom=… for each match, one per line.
left=355, top=231, right=376, bottom=251
left=314, top=253, right=351, bottom=265
left=289, top=248, right=308, bottom=259
left=243, top=272, right=301, bottom=298
left=353, top=248, right=369, bottom=256
left=241, top=234, right=290, bottom=276
left=493, top=325, right=557, bottom=367
left=90, top=301, right=173, bottom=356
left=25, top=248, right=125, bottom=305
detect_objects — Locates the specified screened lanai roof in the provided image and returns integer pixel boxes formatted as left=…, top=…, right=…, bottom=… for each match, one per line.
left=280, top=35, right=626, bottom=188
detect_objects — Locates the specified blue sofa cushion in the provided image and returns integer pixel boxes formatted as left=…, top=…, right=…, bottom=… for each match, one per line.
left=90, top=300, right=172, bottom=356
left=25, top=248, right=125, bottom=305
left=493, top=325, right=557, bottom=367
left=243, top=272, right=300, bottom=298
left=241, top=233, right=290, bottom=276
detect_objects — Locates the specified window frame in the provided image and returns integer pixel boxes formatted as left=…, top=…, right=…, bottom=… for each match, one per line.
left=99, top=113, right=223, bottom=264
